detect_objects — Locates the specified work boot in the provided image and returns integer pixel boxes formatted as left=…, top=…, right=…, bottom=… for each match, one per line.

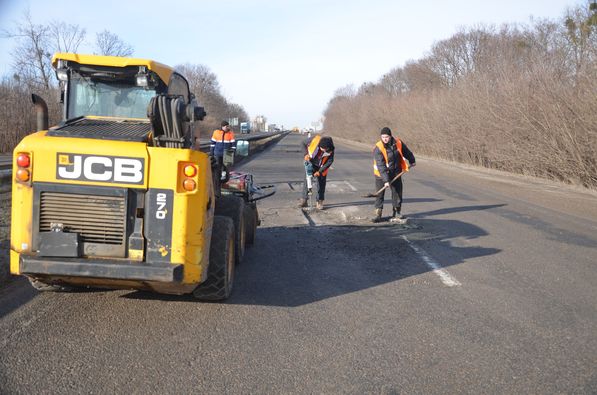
left=316, top=200, right=324, bottom=210
left=371, top=208, right=383, bottom=223
left=298, top=198, right=308, bottom=208
left=390, top=209, right=406, bottom=224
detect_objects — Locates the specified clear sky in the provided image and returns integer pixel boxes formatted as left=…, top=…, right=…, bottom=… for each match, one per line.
left=0, top=0, right=580, bottom=128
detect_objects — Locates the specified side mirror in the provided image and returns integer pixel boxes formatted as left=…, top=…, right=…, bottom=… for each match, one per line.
left=236, top=140, right=249, bottom=157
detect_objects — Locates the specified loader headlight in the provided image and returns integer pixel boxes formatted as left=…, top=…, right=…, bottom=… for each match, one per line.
left=56, top=68, right=68, bottom=82
left=136, top=73, right=149, bottom=87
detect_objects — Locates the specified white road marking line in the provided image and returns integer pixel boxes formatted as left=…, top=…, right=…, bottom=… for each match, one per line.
left=343, top=180, right=357, bottom=191
left=401, top=235, right=461, bottom=287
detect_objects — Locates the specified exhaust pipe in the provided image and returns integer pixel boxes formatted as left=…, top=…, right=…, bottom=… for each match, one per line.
left=31, top=94, right=48, bottom=131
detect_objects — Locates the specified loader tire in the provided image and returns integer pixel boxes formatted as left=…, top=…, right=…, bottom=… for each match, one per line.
left=215, top=195, right=245, bottom=265
left=193, top=216, right=235, bottom=301
left=244, top=203, right=258, bottom=246
left=28, top=277, right=72, bottom=292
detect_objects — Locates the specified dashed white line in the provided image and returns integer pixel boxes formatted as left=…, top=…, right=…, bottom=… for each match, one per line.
left=401, top=235, right=461, bottom=287
left=343, top=181, right=358, bottom=192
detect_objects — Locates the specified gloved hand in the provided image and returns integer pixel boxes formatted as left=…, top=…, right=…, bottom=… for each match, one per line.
left=384, top=182, right=390, bottom=188
left=304, top=154, right=310, bottom=161
left=313, top=171, right=320, bottom=177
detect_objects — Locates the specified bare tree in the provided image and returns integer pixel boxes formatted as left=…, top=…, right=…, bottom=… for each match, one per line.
left=175, top=63, right=249, bottom=135
left=379, top=67, right=409, bottom=96
left=563, top=2, right=597, bottom=78
left=94, top=30, right=133, bottom=57
left=4, top=10, right=53, bottom=90
left=332, top=84, right=356, bottom=98
left=49, top=21, right=86, bottom=53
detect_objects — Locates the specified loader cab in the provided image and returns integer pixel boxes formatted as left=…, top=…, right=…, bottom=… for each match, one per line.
left=51, top=54, right=203, bottom=149
left=53, top=53, right=194, bottom=122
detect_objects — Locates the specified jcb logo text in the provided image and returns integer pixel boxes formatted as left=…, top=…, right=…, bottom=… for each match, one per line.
left=56, top=153, right=144, bottom=185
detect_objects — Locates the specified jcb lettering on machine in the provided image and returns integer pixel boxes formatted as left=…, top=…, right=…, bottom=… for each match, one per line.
left=56, top=153, right=145, bottom=184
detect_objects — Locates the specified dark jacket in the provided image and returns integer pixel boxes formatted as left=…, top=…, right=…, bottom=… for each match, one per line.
left=302, top=136, right=335, bottom=175
left=373, top=137, right=415, bottom=183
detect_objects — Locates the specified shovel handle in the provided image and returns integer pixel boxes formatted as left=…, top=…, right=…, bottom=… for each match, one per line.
left=373, top=170, right=405, bottom=196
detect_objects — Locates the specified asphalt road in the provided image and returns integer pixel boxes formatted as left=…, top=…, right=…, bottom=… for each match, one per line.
left=0, top=134, right=596, bottom=394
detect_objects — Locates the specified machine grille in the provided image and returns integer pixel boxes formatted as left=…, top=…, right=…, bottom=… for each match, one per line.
left=39, top=192, right=126, bottom=245
left=48, top=118, right=151, bottom=142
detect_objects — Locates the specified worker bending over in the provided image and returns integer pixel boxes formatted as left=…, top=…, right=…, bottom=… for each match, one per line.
left=298, top=135, right=335, bottom=210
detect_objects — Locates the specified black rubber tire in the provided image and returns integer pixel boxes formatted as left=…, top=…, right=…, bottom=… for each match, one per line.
left=215, top=195, right=245, bottom=265
left=192, top=216, right=235, bottom=301
left=27, top=277, right=72, bottom=292
left=244, top=203, right=258, bottom=246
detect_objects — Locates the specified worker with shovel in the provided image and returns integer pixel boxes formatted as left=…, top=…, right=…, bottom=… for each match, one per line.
left=298, top=135, right=335, bottom=210
left=371, top=127, right=416, bottom=223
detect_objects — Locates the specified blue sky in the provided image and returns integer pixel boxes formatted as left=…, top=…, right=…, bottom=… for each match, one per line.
left=0, top=0, right=579, bottom=128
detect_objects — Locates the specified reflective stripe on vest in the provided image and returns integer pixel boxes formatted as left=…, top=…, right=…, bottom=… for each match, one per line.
left=307, top=135, right=331, bottom=176
left=373, top=139, right=409, bottom=177
left=211, top=129, right=236, bottom=143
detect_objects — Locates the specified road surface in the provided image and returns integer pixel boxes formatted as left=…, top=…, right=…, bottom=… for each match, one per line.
left=0, top=134, right=595, bottom=393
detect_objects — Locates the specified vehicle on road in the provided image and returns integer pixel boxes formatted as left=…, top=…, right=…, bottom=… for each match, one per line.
left=240, top=122, right=250, bottom=134
left=10, top=53, right=261, bottom=300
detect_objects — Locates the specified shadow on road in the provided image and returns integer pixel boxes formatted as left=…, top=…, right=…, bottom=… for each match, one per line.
left=223, top=218, right=499, bottom=307
left=409, top=204, right=506, bottom=219
left=325, top=197, right=443, bottom=209
left=122, top=204, right=502, bottom=306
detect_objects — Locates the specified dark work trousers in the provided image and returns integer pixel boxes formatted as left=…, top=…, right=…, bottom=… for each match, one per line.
left=374, top=176, right=403, bottom=212
left=302, top=175, right=327, bottom=201
left=213, top=156, right=224, bottom=197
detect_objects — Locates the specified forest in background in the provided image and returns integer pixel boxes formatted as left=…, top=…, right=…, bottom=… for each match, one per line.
left=324, top=2, right=597, bottom=188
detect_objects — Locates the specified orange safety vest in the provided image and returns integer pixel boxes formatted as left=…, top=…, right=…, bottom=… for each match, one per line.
left=307, top=135, right=331, bottom=176
left=373, top=139, right=409, bottom=177
left=211, top=129, right=236, bottom=143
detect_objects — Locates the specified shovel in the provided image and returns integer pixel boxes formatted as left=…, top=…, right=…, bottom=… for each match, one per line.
left=363, top=170, right=406, bottom=198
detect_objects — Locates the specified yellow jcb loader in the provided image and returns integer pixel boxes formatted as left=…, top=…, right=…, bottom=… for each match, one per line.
left=10, top=53, right=260, bottom=300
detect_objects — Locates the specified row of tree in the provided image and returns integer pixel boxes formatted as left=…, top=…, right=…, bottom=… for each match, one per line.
left=324, top=2, right=597, bottom=188
left=0, top=12, right=248, bottom=152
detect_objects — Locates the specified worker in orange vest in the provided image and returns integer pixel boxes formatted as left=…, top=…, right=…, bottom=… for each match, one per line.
left=298, top=135, right=335, bottom=210
left=372, top=127, right=415, bottom=223
left=210, top=120, right=237, bottom=164
left=209, top=121, right=236, bottom=196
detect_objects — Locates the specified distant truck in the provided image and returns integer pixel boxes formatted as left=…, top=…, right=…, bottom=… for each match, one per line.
left=240, top=122, right=250, bottom=134
left=267, top=124, right=277, bottom=133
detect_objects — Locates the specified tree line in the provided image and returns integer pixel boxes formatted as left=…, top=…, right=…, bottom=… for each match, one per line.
left=324, top=2, right=597, bottom=188
left=0, top=11, right=248, bottom=152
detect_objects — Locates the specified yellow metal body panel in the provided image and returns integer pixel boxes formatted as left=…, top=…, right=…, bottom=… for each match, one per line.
left=20, top=130, right=150, bottom=189
left=52, top=53, right=173, bottom=85
left=147, top=147, right=214, bottom=284
left=10, top=129, right=215, bottom=291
